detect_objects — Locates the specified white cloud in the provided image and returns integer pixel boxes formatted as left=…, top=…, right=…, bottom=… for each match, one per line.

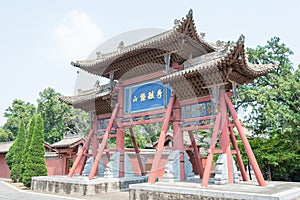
left=47, top=10, right=103, bottom=62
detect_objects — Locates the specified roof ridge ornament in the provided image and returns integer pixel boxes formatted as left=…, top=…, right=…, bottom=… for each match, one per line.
left=174, top=19, right=180, bottom=26
left=199, top=32, right=205, bottom=40
left=118, top=41, right=125, bottom=53
left=96, top=51, right=102, bottom=60
left=237, top=34, right=245, bottom=45
left=187, top=9, right=193, bottom=18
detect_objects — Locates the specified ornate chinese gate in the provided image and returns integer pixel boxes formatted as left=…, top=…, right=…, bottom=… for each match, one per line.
left=60, top=9, right=275, bottom=187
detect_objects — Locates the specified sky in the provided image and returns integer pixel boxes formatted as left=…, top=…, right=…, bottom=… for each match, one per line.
left=0, top=0, right=300, bottom=126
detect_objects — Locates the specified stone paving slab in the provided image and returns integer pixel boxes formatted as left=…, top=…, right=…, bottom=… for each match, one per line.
left=129, top=180, right=300, bottom=200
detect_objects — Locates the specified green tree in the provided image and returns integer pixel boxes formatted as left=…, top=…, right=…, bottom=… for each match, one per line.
left=10, top=120, right=26, bottom=182
left=22, top=115, right=47, bottom=188
left=237, top=37, right=300, bottom=181
left=124, top=126, right=147, bottom=149
left=3, top=99, right=35, bottom=140
left=20, top=115, right=36, bottom=181
left=0, top=127, right=13, bottom=142
left=37, top=87, right=89, bottom=144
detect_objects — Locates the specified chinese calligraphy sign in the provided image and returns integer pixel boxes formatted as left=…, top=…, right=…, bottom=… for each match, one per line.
left=124, top=80, right=171, bottom=113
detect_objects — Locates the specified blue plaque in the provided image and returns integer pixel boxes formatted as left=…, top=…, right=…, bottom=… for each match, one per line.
left=124, top=80, right=171, bottom=113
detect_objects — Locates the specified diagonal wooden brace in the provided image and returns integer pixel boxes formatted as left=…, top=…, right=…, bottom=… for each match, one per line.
left=201, top=112, right=222, bottom=187
left=148, top=95, right=175, bottom=183
left=129, top=127, right=146, bottom=176
left=188, top=130, right=204, bottom=178
left=224, top=93, right=266, bottom=186
left=67, top=115, right=97, bottom=178
left=88, top=103, right=119, bottom=180
left=228, top=125, right=248, bottom=181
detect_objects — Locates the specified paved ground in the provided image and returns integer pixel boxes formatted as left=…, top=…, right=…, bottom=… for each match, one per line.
left=130, top=180, right=300, bottom=200
left=0, top=179, right=129, bottom=200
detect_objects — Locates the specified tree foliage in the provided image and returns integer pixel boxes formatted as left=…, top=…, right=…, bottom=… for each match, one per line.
left=237, top=37, right=300, bottom=181
left=0, top=127, right=13, bottom=142
left=3, top=99, right=35, bottom=139
left=22, top=115, right=47, bottom=188
left=36, top=87, right=90, bottom=144
left=124, top=124, right=162, bottom=149
left=10, top=120, right=26, bottom=182
left=21, top=115, right=36, bottom=181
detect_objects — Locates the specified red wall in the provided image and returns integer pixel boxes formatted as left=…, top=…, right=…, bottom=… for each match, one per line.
left=46, top=158, right=64, bottom=176
left=0, top=153, right=10, bottom=179
left=0, top=151, right=198, bottom=179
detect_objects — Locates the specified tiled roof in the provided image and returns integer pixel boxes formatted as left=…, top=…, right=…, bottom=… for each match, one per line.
left=161, top=35, right=276, bottom=84
left=59, top=82, right=113, bottom=114
left=71, top=9, right=215, bottom=79
left=59, top=82, right=111, bottom=105
left=51, top=135, right=84, bottom=148
left=0, top=141, right=14, bottom=153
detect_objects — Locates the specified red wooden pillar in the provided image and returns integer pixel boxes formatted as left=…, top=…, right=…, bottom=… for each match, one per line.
left=116, top=81, right=125, bottom=178
left=148, top=95, right=175, bottom=183
left=172, top=98, right=185, bottom=181
left=219, top=90, right=233, bottom=184
left=224, top=93, right=266, bottom=186
left=92, top=132, right=99, bottom=158
left=116, top=128, right=125, bottom=177
left=67, top=114, right=97, bottom=178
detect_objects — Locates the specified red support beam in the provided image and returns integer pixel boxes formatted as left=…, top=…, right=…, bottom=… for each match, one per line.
left=92, top=132, right=99, bottom=158
left=188, top=130, right=204, bottom=178
left=173, top=98, right=185, bottom=181
left=218, top=90, right=233, bottom=184
left=88, top=104, right=119, bottom=180
left=97, top=113, right=112, bottom=119
left=122, top=118, right=165, bottom=127
left=228, top=126, right=248, bottom=181
left=224, top=94, right=266, bottom=186
left=226, top=139, right=233, bottom=184
left=148, top=95, right=175, bottom=184
left=201, top=112, right=221, bottom=187
left=181, top=115, right=216, bottom=123
left=129, top=127, right=146, bottom=176
left=123, top=109, right=166, bottom=119
left=181, top=124, right=214, bottom=132
left=116, top=128, right=125, bottom=178
left=67, top=114, right=97, bottom=178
